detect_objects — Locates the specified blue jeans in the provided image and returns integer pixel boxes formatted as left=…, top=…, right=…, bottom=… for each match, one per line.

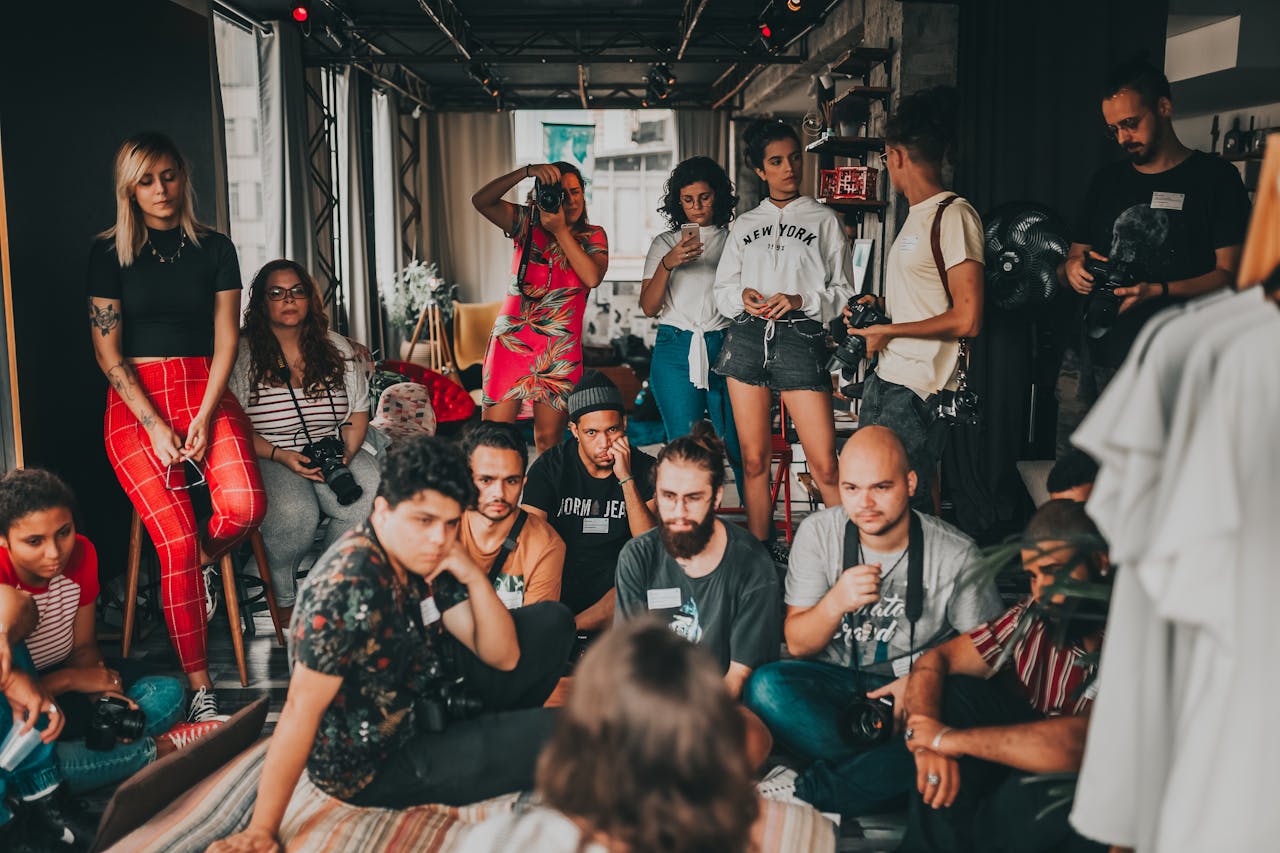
left=744, top=660, right=915, bottom=817
left=0, top=645, right=61, bottom=825
left=54, top=675, right=185, bottom=794
left=650, top=325, right=743, bottom=486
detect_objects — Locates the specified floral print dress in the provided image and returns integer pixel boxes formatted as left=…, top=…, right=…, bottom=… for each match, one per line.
left=482, top=206, right=609, bottom=411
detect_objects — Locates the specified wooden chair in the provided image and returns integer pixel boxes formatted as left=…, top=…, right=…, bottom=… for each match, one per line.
left=717, top=399, right=795, bottom=543
left=121, top=511, right=285, bottom=688
left=451, top=300, right=501, bottom=371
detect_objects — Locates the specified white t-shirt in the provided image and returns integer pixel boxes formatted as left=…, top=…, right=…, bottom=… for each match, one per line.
left=875, top=192, right=985, bottom=398
left=642, top=226, right=729, bottom=332
left=448, top=806, right=608, bottom=853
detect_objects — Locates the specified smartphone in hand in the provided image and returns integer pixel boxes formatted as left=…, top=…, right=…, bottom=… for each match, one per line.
left=680, top=222, right=700, bottom=242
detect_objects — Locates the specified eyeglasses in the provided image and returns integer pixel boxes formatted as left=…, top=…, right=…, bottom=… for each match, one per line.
left=164, top=462, right=207, bottom=492
left=266, top=284, right=309, bottom=301
left=1103, top=112, right=1147, bottom=139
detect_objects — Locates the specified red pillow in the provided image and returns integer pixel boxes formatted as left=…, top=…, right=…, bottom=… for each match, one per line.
left=377, top=360, right=477, bottom=423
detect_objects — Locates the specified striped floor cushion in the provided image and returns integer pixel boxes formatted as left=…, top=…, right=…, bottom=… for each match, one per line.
left=104, top=740, right=835, bottom=853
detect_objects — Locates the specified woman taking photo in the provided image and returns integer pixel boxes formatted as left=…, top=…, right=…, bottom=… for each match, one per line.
left=472, top=161, right=609, bottom=452
left=712, top=119, right=853, bottom=545
left=640, top=156, right=742, bottom=487
left=88, top=132, right=264, bottom=723
left=229, top=260, right=379, bottom=626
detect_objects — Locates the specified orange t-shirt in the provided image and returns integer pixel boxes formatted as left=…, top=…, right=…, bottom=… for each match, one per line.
left=458, top=511, right=565, bottom=608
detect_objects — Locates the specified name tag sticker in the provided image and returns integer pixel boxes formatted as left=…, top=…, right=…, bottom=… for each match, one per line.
left=582, top=517, right=610, bottom=534
left=897, top=235, right=920, bottom=253
left=647, top=588, right=682, bottom=610
left=419, top=596, right=442, bottom=626
left=1151, top=191, right=1185, bottom=211
left=497, top=589, right=523, bottom=610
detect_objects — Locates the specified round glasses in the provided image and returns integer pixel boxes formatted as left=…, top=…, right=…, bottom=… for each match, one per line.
left=267, top=284, right=309, bottom=301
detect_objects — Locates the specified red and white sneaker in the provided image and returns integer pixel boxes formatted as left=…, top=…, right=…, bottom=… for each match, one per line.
left=155, top=720, right=223, bottom=752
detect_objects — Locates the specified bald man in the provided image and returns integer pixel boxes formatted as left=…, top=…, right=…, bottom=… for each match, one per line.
left=746, top=426, right=1003, bottom=819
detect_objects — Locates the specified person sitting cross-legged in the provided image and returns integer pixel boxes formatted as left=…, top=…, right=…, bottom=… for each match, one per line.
left=614, top=420, right=780, bottom=700
left=897, top=499, right=1110, bottom=853
left=209, top=436, right=574, bottom=853
left=522, top=371, right=657, bottom=632
left=744, top=426, right=1003, bottom=819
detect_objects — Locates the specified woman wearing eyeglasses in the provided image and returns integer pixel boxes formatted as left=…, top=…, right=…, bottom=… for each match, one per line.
left=229, top=260, right=378, bottom=628
left=88, top=133, right=265, bottom=723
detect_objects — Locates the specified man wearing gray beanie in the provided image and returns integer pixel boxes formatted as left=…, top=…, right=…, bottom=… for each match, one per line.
left=523, top=371, right=657, bottom=632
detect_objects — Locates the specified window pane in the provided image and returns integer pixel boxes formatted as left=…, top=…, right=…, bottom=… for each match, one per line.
left=613, top=155, right=641, bottom=172
left=643, top=153, right=671, bottom=172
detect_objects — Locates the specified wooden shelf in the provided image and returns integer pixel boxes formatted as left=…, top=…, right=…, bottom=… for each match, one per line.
left=832, top=85, right=892, bottom=109
left=831, top=46, right=892, bottom=77
left=806, top=135, right=885, bottom=158
left=819, top=197, right=886, bottom=214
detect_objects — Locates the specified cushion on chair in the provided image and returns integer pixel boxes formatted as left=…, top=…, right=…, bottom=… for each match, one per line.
left=377, top=360, right=477, bottom=423
left=370, top=382, right=438, bottom=442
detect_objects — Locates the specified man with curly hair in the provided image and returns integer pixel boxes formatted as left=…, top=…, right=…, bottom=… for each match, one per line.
left=211, top=436, right=574, bottom=853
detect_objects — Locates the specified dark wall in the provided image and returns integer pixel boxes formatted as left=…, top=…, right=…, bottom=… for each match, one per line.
left=945, top=0, right=1169, bottom=538
left=0, top=0, right=220, bottom=576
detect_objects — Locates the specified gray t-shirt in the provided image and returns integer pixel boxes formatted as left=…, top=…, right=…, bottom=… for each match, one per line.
left=615, top=521, right=781, bottom=674
left=785, top=507, right=1002, bottom=675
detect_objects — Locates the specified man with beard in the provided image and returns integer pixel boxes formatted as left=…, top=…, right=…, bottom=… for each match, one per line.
left=744, top=426, right=1002, bottom=819
left=460, top=422, right=566, bottom=609
left=523, top=371, right=656, bottom=631
left=1055, top=55, right=1250, bottom=451
left=897, top=500, right=1111, bottom=853
left=614, top=421, right=780, bottom=699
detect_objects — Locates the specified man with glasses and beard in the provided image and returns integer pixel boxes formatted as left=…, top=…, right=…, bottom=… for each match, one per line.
left=1055, top=55, right=1250, bottom=451
left=614, top=421, right=780, bottom=699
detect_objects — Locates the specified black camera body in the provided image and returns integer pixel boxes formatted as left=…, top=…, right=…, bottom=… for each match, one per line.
left=1082, top=255, right=1134, bottom=335
left=828, top=297, right=890, bottom=374
left=86, top=695, right=146, bottom=752
left=837, top=694, right=895, bottom=750
left=937, top=388, right=981, bottom=426
left=533, top=178, right=568, bottom=214
left=414, top=658, right=483, bottom=734
left=301, top=436, right=363, bottom=506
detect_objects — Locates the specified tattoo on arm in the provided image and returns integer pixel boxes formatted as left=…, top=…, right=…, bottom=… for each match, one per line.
left=88, top=300, right=121, bottom=337
left=106, top=362, right=138, bottom=404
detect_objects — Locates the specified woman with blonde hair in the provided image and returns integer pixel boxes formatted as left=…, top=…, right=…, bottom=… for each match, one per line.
left=87, top=132, right=264, bottom=723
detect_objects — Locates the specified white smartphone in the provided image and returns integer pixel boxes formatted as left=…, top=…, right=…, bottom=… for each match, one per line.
left=680, top=222, right=701, bottom=242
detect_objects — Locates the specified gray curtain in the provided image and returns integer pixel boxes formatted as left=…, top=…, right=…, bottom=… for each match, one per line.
left=341, top=68, right=375, bottom=346
left=259, top=21, right=314, bottom=268
left=676, top=109, right=731, bottom=170
left=424, top=111, right=516, bottom=302
left=205, top=1, right=230, bottom=233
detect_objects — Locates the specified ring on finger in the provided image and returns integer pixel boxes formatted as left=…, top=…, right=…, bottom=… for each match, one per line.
left=926, top=773, right=941, bottom=786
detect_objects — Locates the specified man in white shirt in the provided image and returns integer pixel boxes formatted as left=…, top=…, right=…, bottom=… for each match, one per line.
left=846, top=87, right=985, bottom=512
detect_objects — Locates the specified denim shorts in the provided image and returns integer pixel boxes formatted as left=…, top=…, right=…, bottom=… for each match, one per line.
left=713, top=311, right=831, bottom=392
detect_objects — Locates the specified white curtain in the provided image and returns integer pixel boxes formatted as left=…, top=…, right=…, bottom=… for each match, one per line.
left=424, top=111, right=516, bottom=302
left=371, top=90, right=400, bottom=311
left=258, top=21, right=313, bottom=266
left=676, top=109, right=731, bottom=170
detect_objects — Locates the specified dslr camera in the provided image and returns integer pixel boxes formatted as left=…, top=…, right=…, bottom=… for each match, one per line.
left=86, top=695, right=146, bottom=752
left=533, top=178, right=568, bottom=214
left=828, top=296, right=889, bottom=374
left=301, top=436, right=363, bottom=506
left=936, top=388, right=981, bottom=426
left=414, top=658, right=484, bottom=734
left=1082, top=255, right=1134, bottom=335
left=837, top=694, right=895, bottom=750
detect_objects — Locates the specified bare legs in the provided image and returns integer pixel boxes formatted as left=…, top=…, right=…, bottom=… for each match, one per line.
left=779, top=389, right=840, bottom=508
left=484, top=399, right=569, bottom=453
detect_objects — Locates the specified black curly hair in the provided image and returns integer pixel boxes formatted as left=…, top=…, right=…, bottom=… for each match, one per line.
left=884, top=85, right=959, bottom=167
left=0, top=469, right=77, bottom=534
left=242, top=259, right=345, bottom=402
left=741, top=118, right=800, bottom=171
left=657, top=156, right=737, bottom=230
left=377, top=435, right=477, bottom=510
left=1103, top=53, right=1171, bottom=109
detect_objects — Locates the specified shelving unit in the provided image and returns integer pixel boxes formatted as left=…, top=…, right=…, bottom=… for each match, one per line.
left=805, top=135, right=886, bottom=158
left=817, top=197, right=887, bottom=214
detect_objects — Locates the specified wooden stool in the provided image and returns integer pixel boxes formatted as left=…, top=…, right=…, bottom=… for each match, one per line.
left=121, top=511, right=286, bottom=688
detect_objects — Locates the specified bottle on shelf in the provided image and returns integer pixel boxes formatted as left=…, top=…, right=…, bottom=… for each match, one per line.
left=1223, top=117, right=1243, bottom=157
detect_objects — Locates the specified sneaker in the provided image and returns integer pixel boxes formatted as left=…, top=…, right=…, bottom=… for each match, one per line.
left=201, top=564, right=219, bottom=620
left=187, top=686, right=226, bottom=723
left=155, top=720, right=222, bottom=752
left=756, top=766, right=841, bottom=827
left=19, top=787, right=95, bottom=850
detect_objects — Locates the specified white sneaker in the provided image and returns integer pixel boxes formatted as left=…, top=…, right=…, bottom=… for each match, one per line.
left=756, top=766, right=841, bottom=827
left=202, top=564, right=219, bottom=620
left=187, top=686, right=228, bottom=723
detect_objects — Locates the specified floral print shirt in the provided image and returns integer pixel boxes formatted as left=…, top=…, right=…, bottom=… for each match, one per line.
left=291, top=520, right=470, bottom=799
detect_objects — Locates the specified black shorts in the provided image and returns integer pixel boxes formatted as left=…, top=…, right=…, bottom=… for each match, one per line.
left=713, top=311, right=831, bottom=392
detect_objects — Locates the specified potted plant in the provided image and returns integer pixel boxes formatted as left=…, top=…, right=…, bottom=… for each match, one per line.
left=379, top=259, right=458, bottom=367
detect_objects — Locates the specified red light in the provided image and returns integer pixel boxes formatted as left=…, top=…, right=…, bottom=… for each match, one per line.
left=291, top=4, right=308, bottom=22
left=760, top=24, right=772, bottom=38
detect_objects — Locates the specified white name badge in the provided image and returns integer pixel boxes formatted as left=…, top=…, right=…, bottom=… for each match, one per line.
left=897, top=235, right=920, bottom=253
left=647, top=588, right=682, bottom=610
left=420, top=596, right=442, bottom=626
left=497, top=589, right=524, bottom=610
left=1151, top=191, right=1185, bottom=211
left=582, top=517, right=610, bottom=534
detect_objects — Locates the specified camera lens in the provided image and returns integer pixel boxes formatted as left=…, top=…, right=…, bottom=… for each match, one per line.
left=326, top=466, right=363, bottom=506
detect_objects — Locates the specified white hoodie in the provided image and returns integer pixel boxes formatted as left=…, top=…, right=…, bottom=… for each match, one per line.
left=713, top=196, right=854, bottom=324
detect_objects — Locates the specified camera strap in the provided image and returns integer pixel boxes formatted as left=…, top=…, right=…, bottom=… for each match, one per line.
left=843, top=510, right=925, bottom=671
left=274, top=352, right=343, bottom=451
left=487, top=510, right=529, bottom=584
left=514, top=205, right=537, bottom=294
left=930, top=194, right=970, bottom=393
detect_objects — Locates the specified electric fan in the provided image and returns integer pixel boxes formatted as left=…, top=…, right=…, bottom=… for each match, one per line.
left=982, top=202, right=1069, bottom=312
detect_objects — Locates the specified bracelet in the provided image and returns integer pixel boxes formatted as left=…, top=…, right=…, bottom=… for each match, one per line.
left=524, top=164, right=531, bottom=178
left=270, top=446, right=279, bottom=461
left=931, top=726, right=952, bottom=751
left=660, top=258, right=673, bottom=272
left=617, top=475, right=634, bottom=486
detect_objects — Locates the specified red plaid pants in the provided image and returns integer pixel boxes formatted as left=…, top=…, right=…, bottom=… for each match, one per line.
left=104, top=358, right=265, bottom=674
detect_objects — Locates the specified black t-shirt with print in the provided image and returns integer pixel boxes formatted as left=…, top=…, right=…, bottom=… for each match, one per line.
left=1073, top=151, right=1251, bottom=366
left=615, top=521, right=781, bottom=675
left=291, top=520, right=469, bottom=800
left=522, top=439, right=656, bottom=614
